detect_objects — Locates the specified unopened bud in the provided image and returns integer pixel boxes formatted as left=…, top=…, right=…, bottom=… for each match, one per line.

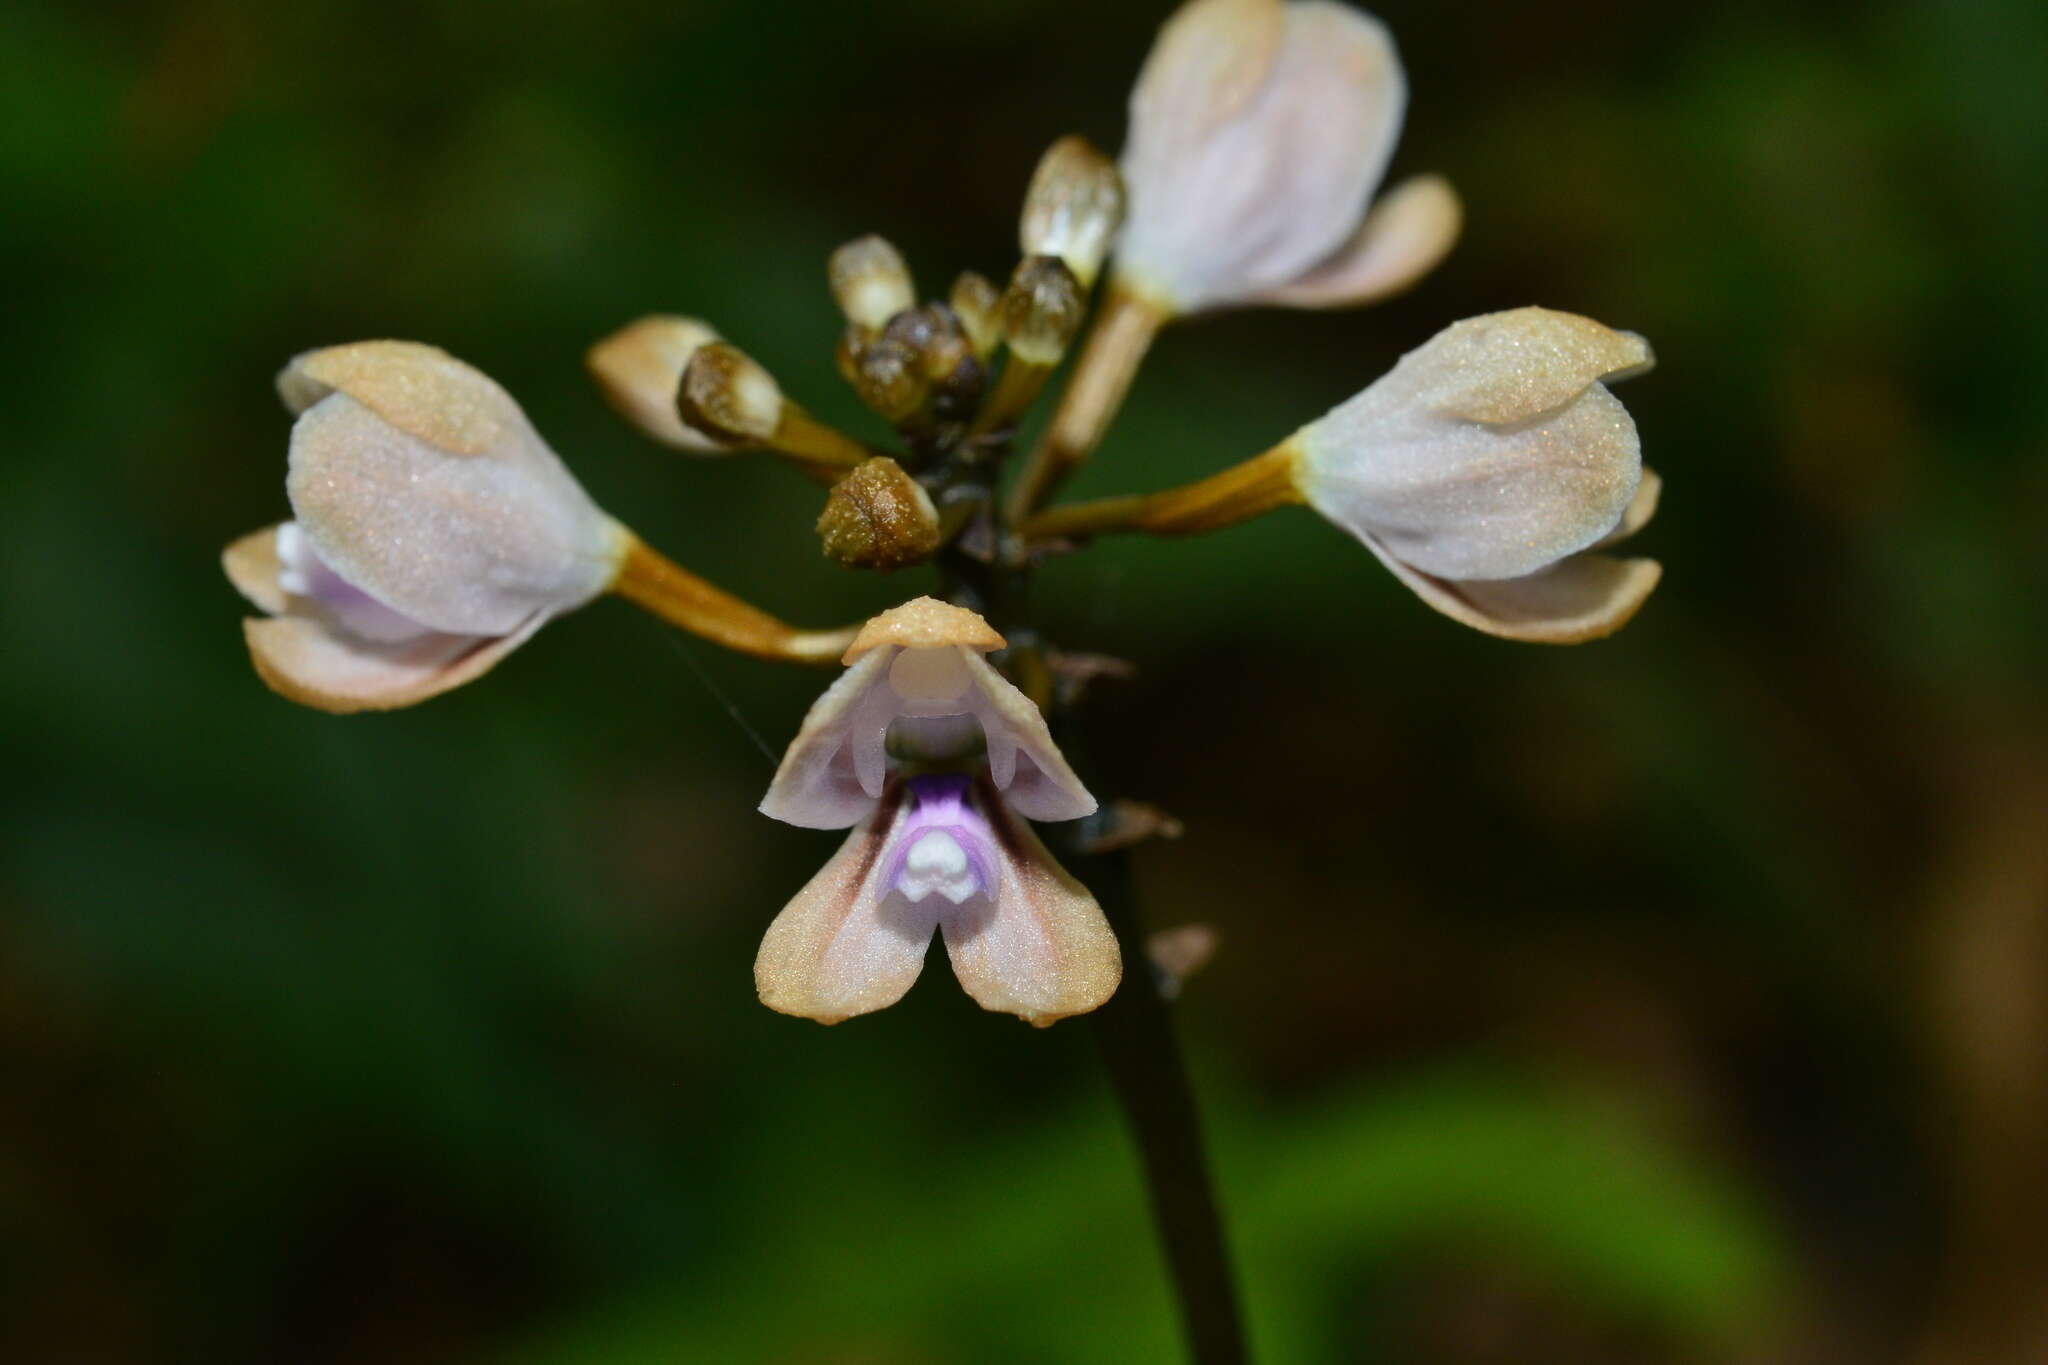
left=913, top=313, right=984, bottom=422
left=829, top=235, right=915, bottom=331
left=586, top=315, right=727, bottom=453
left=816, top=457, right=941, bottom=570
left=677, top=342, right=783, bottom=445
left=1020, top=136, right=1124, bottom=289
left=950, top=272, right=1003, bottom=358
left=849, top=333, right=929, bottom=425
left=886, top=305, right=984, bottom=417
left=835, top=325, right=868, bottom=390
left=1000, top=256, right=1086, bottom=366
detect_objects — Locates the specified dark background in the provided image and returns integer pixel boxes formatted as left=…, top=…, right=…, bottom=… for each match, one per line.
left=6, top=0, right=2046, bottom=1360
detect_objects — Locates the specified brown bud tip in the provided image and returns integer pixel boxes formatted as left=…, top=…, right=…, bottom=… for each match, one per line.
left=677, top=341, right=782, bottom=444
left=950, top=271, right=1003, bottom=358
left=816, top=457, right=942, bottom=571
left=878, top=304, right=984, bottom=422
left=585, top=315, right=727, bottom=453
left=849, top=334, right=930, bottom=425
left=829, top=235, right=916, bottom=331
left=1020, top=135, right=1125, bottom=289
left=1000, top=256, right=1085, bottom=366
left=845, top=595, right=1004, bottom=660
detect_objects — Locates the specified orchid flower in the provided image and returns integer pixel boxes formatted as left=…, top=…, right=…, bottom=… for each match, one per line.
left=1114, top=0, right=1459, bottom=317
left=1012, top=0, right=1463, bottom=518
left=755, top=598, right=1120, bottom=1027
left=222, top=341, right=630, bottom=713
left=1291, top=307, right=1663, bottom=642
left=1021, top=307, right=1662, bottom=643
left=224, top=341, right=858, bottom=712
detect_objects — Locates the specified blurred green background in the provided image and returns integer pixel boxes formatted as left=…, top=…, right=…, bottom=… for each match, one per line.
left=6, top=0, right=2046, bottom=1360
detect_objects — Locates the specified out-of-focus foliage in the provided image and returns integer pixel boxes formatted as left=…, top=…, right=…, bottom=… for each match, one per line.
left=515, top=1071, right=1777, bottom=1365
left=2, top=0, right=2043, bottom=1360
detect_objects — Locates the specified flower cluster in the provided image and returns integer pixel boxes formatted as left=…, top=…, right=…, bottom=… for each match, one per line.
left=223, top=0, right=1661, bottom=1023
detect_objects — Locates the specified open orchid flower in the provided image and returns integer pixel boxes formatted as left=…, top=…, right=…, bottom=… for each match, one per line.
left=223, top=341, right=630, bottom=713
left=755, top=598, right=1119, bottom=1027
left=1113, top=0, right=1459, bottom=316
left=1020, top=307, right=1662, bottom=644
left=1292, top=307, right=1661, bottom=642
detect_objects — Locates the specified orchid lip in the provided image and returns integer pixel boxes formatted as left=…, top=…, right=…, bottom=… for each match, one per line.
left=885, top=774, right=999, bottom=906
left=274, top=521, right=439, bottom=645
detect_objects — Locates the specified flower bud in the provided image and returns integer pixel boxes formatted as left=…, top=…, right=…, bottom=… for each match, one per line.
left=950, top=271, right=1004, bottom=358
left=1019, top=135, right=1125, bottom=289
left=815, top=457, right=942, bottom=570
left=828, top=235, right=916, bottom=331
left=883, top=304, right=985, bottom=424
left=921, top=330, right=985, bottom=425
left=677, top=341, right=783, bottom=445
left=1292, top=307, right=1661, bottom=641
left=999, top=256, right=1085, bottom=366
left=677, top=340, right=875, bottom=471
left=585, top=315, right=728, bottom=453
left=842, top=330, right=930, bottom=425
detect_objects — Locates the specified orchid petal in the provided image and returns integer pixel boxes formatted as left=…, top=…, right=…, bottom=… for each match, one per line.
left=1118, top=0, right=1405, bottom=313
left=241, top=611, right=549, bottom=714
left=760, top=598, right=1097, bottom=830
left=1251, top=174, right=1461, bottom=310
left=1129, top=0, right=1285, bottom=145
left=222, top=525, right=287, bottom=615
left=755, top=794, right=938, bottom=1024
left=281, top=342, right=623, bottom=637
left=758, top=650, right=895, bottom=830
left=1364, top=537, right=1662, bottom=644
left=840, top=596, right=1005, bottom=661
left=1596, top=467, right=1661, bottom=548
left=943, top=796, right=1121, bottom=1027
left=960, top=651, right=1096, bottom=823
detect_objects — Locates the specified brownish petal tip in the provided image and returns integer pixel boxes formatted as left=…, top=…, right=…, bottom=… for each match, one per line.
left=842, top=597, right=1005, bottom=663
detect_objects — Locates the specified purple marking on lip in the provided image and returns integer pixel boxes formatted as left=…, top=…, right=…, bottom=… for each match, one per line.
left=276, top=522, right=438, bottom=644
left=887, top=773, right=1000, bottom=901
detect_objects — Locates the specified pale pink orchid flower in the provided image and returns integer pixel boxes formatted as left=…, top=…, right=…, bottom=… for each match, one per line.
left=1290, top=307, right=1663, bottom=642
left=755, top=599, right=1121, bottom=1027
left=1113, top=0, right=1461, bottom=316
left=222, top=341, right=629, bottom=713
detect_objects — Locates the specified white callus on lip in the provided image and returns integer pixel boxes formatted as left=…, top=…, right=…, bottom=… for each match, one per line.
left=1292, top=307, right=1663, bottom=642
left=758, top=597, right=1096, bottom=830
left=1115, top=0, right=1451, bottom=314
left=900, top=830, right=979, bottom=905
left=223, top=341, right=630, bottom=712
